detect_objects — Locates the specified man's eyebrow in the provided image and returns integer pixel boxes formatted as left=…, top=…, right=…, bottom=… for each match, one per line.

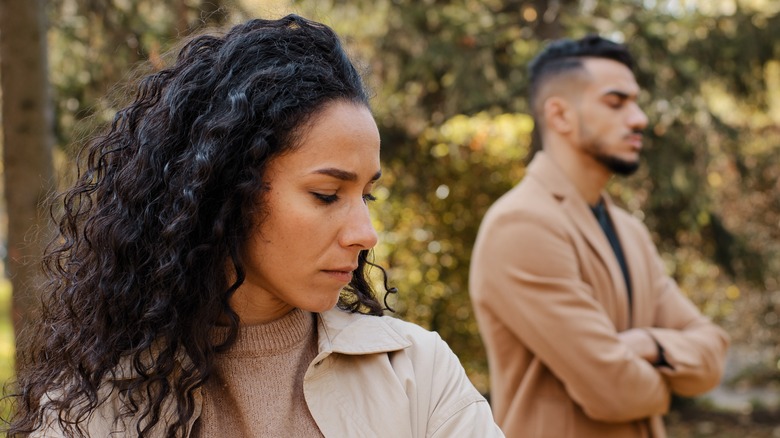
left=313, top=168, right=382, bottom=182
left=603, top=89, right=636, bottom=100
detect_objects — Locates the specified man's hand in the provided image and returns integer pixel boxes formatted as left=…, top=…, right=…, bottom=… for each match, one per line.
left=618, top=328, right=660, bottom=364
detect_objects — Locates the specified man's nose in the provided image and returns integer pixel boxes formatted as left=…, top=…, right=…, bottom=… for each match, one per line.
left=629, top=102, right=649, bottom=130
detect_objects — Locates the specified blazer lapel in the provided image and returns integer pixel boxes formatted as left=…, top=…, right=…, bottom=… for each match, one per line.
left=527, top=153, right=631, bottom=330
left=606, top=198, right=648, bottom=328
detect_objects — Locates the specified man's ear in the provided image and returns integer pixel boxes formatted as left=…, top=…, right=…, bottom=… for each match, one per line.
left=543, top=96, right=575, bottom=135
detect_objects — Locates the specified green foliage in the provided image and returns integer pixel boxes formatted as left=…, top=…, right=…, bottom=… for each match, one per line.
left=48, top=0, right=233, bottom=154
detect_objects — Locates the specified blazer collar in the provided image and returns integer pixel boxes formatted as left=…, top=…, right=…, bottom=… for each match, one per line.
left=526, top=153, right=615, bottom=255
left=316, top=308, right=412, bottom=355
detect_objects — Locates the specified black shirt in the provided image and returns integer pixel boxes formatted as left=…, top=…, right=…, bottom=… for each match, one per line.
left=590, top=200, right=633, bottom=316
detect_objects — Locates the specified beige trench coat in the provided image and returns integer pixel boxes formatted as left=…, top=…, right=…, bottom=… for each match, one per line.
left=36, top=308, right=504, bottom=437
left=470, top=152, right=729, bottom=438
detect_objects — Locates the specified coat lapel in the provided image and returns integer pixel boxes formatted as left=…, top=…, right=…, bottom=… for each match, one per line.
left=607, top=201, right=649, bottom=328
left=600, top=195, right=635, bottom=328
left=305, top=310, right=413, bottom=438
left=527, top=153, right=631, bottom=329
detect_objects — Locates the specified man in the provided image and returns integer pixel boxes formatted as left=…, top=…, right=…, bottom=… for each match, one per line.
left=469, top=35, right=729, bottom=438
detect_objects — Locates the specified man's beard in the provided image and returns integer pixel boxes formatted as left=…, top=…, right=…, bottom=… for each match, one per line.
left=593, top=152, right=640, bottom=176
left=582, top=136, right=641, bottom=176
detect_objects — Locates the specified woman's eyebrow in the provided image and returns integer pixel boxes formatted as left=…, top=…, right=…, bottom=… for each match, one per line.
left=314, top=168, right=357, bottom=181
left=313, top=168, right=382, bottom=182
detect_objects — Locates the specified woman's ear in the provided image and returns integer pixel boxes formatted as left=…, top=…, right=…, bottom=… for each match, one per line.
left=543, top=96, right=576, bottom=135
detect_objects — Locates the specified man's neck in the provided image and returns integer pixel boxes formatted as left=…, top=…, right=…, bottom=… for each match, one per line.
left=544, top=141, right=611, bottom=205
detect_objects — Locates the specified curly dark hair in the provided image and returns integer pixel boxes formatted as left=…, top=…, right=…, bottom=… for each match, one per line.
left=6, top=14, right=392, bottom=437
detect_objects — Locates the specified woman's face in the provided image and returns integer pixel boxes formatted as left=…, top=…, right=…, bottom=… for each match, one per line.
left=231, top=100, right=381, bottom=325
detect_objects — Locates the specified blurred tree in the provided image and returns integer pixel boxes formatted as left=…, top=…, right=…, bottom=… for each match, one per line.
left=48, top=0, right=233, bottom=156
left=0, top=0, right=239, bottom=350
left=0, top=0, right=55, bottom=345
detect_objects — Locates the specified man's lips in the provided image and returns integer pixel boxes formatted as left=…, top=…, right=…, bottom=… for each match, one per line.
left=626, top=134, right=643, bottom=149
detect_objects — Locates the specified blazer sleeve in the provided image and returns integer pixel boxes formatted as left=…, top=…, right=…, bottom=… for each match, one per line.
left=473, top=209, right=671, bottom=422
left=636, top=225, right=730, bottom=396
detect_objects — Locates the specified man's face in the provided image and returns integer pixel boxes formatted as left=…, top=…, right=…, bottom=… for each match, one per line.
left=576, top=58, right=648, bottom=176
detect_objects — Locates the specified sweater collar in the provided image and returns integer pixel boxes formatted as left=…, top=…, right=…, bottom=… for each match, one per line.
left=212, top=307, right=315, bottom=357
left=112, top=309, right=410, bottom=379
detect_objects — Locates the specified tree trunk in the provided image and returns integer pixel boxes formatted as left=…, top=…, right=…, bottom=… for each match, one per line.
left=0, top=0, right=55, bottom=348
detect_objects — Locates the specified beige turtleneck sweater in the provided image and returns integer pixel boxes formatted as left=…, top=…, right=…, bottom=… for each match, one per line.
left=192, top=308, right=324, bottom=437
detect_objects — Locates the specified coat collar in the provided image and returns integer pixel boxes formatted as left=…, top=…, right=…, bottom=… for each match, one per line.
left=114, top=309, right=410, bottom=380
left=316, top=308, right=412, bottom=355
left=526, top=152, right=631, bottom=329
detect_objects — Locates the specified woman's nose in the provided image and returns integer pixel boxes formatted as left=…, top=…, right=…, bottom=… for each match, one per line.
left=340, top=200, right=378, bottom=250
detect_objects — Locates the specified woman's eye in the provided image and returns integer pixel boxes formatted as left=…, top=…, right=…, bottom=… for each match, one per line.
left=362, top=193, right=377, bottom=203
left=313, top=193, right=339, bottom=204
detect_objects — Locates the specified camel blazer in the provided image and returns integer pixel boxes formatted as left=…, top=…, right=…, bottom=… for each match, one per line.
left=470, top=152, right=729, bottom=438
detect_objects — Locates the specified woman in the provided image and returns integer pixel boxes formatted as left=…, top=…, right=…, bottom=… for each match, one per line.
left=6, top=15, right=503, bottom=437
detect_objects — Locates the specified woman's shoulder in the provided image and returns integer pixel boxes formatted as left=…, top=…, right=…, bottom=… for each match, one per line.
left=378, top=314, right=441, bottom=343
left=319, top=308, right=466, bottom=379
left=319, top=308, right=443, bottom=352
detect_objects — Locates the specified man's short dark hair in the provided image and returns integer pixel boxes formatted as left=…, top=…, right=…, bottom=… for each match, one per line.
left=528, top=35, right=635, bottom=114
